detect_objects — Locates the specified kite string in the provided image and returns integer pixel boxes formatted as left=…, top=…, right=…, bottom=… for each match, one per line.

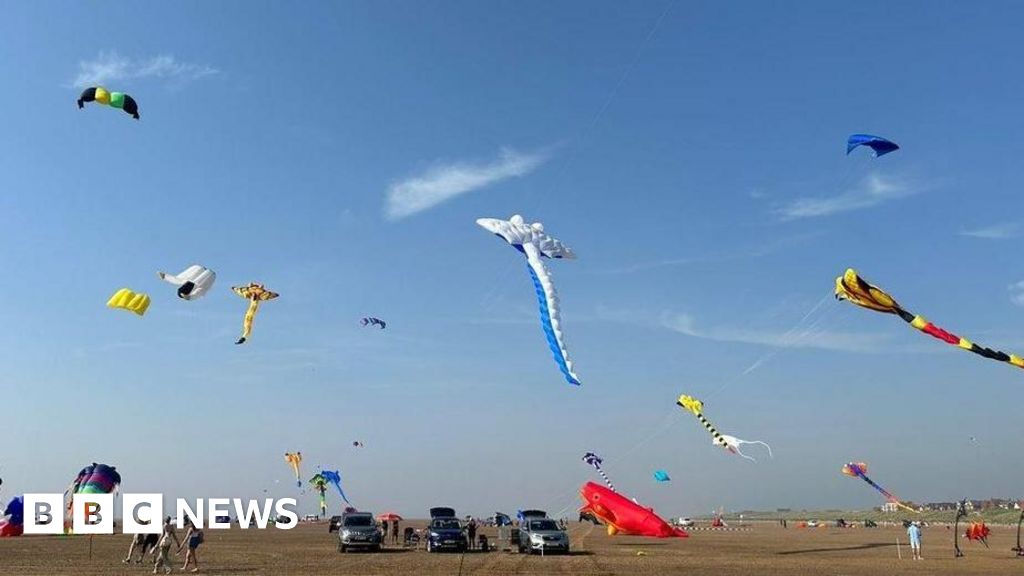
left=705, top=290, right=834, bottom=401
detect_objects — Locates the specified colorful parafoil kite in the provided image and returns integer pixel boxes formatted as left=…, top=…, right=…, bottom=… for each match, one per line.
left=321, top=470, right=350, bottom=505
left=77, top=87, right=139, bottom=120
left=582, top=452, right=616, bottom=492
left=841, top=462, right=916, bottom=513
left=65, top=463, right=122, bottom=530
left=107, top=288, right=151, bottom=316
left=0, top=496, right=23, bottom=537
left=653, top=470, right=670, bottom=483
left=846, top=134, right=899, bottom=157
left=284, top=452, right=302, bottom=488
left=309, top=473, right=328, bottom=516
left=676, top=395, right=773, bottom=461
left=477, top=215, right=580, bottom=385
left=233, top=283, right=279, bottom=344
left=158, top=265, right=216, bottom=300
left=360, top=317, right=386, bottom=329
left=836, top=269, right=1024, bottom=370
left=578, top=482, right=687, bottom=538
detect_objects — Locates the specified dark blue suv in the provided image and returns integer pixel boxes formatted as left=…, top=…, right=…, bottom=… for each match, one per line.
left=426, top=507, right=467, bottom=553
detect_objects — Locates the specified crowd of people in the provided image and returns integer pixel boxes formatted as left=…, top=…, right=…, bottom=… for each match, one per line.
left=122, top=517, right=203, bottom=574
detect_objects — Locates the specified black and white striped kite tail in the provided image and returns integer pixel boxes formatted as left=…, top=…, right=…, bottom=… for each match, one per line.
left=594, top=467, right=616, bottom=492
left=695, top=411, right=728, bottom=448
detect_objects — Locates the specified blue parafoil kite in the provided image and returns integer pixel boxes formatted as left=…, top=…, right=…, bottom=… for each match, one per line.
left=477, top=214, right=580, bottom=385
left=360, top=317, right=386, bottom=329
left=653, top=470, right=671, bottom=482
left=321, top=470, right=350, bottom=505
left=846, top=134, right=899, bottom=157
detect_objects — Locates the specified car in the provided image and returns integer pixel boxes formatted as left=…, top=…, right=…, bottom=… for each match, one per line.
left=426, top=507, right=467, bottom=553
left=328, top=515, right=343, bottom=533
left=806, top=520, right=819, bottom=528
left=677, top=517, right=695, bottom=527
left=517, top=515, right=569, bottom=554
left=337, top=511, right=383, bottom=553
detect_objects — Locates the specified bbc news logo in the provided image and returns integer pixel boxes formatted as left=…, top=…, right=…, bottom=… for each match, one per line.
left=23, top=494, right=298, bottom=534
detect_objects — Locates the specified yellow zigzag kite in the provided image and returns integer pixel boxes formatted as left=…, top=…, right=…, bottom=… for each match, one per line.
left=106, top=288, right=150, bottom=316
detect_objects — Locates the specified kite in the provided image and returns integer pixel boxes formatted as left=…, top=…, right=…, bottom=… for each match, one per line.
left=0, top=496, right=23, bottom=537
left=582, top=452, right=616, bottom=492
left=652, top=470, right=670, bottom=483
left=477, top=215, right=580, bottom=385
left=836, top=268, right=1024, bottom=370
left=77, top=86, right=140, bottom=120
left=841, top=462, right=916, bottom=514
left=233, top=283, right=279, bottom=344
left=352, top=441, right=364, bottom=448
left=360, top=317, right=386, bottom=330
left=284, top=452, right=302, bottom=488
left=676, top=395, right=773, bottom=461
left=309, top=473, right=328, bottom=516
left=107, top=288, right=151, bottom=316
left=966, top=521, right=991, bottom=547
left=158, top=265, right=216, bottom=300
left=846, top=134, right=899, bottom=157
left=578, top=482, right=688, bottom=538
left=65, top=463, right=121, bottom=530
left=321, top=470, right=350, bottom=505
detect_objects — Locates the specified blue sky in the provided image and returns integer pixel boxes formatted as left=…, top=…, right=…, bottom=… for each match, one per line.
left=1, top=1, right=1023, bottom=519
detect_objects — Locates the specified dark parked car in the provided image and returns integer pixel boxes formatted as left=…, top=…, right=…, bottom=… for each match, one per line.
left=426, top=507, right=466, bottom=553
left=338, top=511, right=383, bottom=553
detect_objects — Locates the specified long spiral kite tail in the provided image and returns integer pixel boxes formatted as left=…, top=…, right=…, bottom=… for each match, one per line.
left=837, top=269, right=1024, bottom=370
left=595, top=468, right=616, bottom=492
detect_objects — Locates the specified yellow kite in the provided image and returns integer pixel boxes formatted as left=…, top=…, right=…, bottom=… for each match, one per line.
left=106, top=288, right=150, bottom=316
left=232, top=283, right=278, bottom=344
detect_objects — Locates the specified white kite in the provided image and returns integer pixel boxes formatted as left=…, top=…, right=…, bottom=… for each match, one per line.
left=157, top=265, right=216, bottom=300
left=477, top=214, right=580, bottom=385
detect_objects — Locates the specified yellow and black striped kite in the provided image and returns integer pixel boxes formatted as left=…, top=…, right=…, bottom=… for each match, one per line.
left=835, top=268, right=1024, bottom=370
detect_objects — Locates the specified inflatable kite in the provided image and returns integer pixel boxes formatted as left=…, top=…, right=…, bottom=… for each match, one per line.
left=107, top=288, right=150, bottom=316
left=966, top=521, right=991, bottom=547
left=309, top=473, right=328, bottom=516
left=321, top=470, right=350, bottom=505
left=77, top=86, right=140, bottom=119
left=0, top=496, right=23, bottom=537
left=233, top=283, right=278, bottom=344
left=846, top=134, right=899, bottom=157
left=836, top=268, right=1024, bottom=370
left=653, top=470, right=670, bottom=483
left=582, top=452, right=616, bottom=492
left=676, top=395, right=773, bottom=461
left=841, top=462, right=916, bottom=513
left=360, top=317, right=386, bottom=329
left=352, top=441, right=364, bottom=448
left=284, top=452, right=302, bottom=488
left=65, top=463, right=121, bottom=530
left=578, top=482, right=687, bottom=538
left=158, top=265, right=216, bottom=300
left=477, top=215, right=580, bottom=385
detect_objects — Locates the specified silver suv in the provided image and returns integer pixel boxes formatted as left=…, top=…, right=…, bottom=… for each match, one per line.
left=518, top=516, right=569, bottom=554
left=337, top=512, right=383, bottom=553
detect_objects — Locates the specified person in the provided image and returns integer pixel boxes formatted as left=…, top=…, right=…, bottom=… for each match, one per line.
left=179, top=519, right=204, bottom=572
left=391, top=519, right=399, bottom=545
left=123, top=532, right=159, bottom=564
left=153, top=517, right=180, bottom=574
left=907, top=521, right=923, bottom=560
left=466, top=518, right=477, bottom=550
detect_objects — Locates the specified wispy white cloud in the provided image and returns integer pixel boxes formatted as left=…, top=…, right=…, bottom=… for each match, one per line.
left=1010, top=281, right=1024, bottom=307
left=73, top=51, right=218, bottom=88
left=960, top=222, right=1021, bottom=240
left=659, top=311, right=886, bottom=353
left=385, top=148, right=549, bottom=221
left=775, top=173, right=917, bottom=220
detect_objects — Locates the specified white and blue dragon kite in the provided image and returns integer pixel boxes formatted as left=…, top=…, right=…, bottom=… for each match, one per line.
left=477, top=214, right=581, bottom=385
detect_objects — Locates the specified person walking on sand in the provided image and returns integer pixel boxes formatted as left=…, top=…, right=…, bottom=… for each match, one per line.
left=179, top=519, right=204, bottom=572
left=466, top=518, right=477, bottom=550
left=908, top=521, right=923, bottom=560
left=124, top=532, right=159, bottom=564
left=391, top=519, right=400, bottom=545
left=153, top=516, right=180, bottom=574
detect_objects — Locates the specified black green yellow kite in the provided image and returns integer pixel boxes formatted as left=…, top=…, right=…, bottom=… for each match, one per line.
left=77, top=86, right=139, bottom=120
